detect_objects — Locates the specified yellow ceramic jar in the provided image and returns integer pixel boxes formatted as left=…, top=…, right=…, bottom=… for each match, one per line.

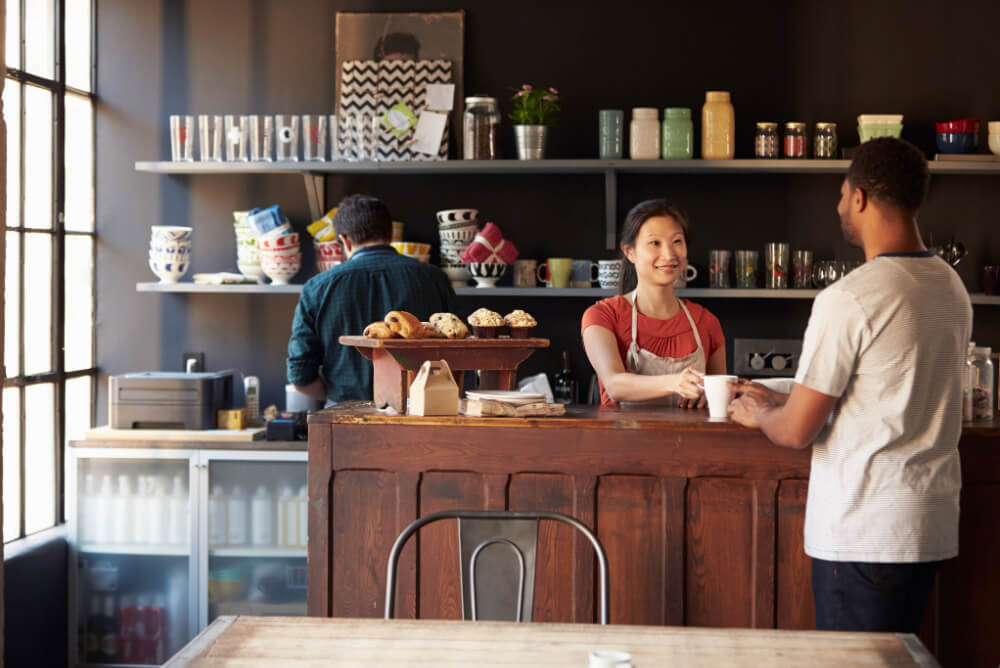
left=702, top=91, right=735, bottom=159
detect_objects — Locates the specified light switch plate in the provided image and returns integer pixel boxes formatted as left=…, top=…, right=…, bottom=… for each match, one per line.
left=733, top=338, right=803, bottom=377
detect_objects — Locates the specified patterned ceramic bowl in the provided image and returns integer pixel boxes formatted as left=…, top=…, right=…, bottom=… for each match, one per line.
left=438, top=225, right=478, bottom=243
left=259, top=233, right=300, bottom=250
left=150, top=225, right=193, bottom=243
left=441, top=264, right=471, bottom=287
left=148, top=257, right=189, bottom=284
left=467, top=262, right=507, bottom=288
left=260, top=251, right=301, bottom=285
left=435, top=209, right=478, bottom=226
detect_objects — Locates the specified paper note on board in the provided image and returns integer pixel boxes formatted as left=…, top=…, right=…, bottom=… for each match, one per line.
left=425, top=83, right=455, bottom=111
left=412, top=111, right=448, bottom=155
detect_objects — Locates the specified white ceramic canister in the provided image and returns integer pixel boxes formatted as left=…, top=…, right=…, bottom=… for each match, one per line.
left=629, top=107, right=661, bottom=160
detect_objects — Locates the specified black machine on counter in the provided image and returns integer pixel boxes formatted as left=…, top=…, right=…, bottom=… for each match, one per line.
left=109, top=370, right=236, bottom=430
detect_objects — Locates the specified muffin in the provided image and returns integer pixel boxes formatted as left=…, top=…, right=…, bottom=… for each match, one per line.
left=467, top=308, right=504, bottom=338
left=429, top=312, right=470, bottom=339
left=504, top=309, right=537, bottom=338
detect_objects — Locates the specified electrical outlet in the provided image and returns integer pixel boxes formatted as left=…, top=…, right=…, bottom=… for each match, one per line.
left=182, top=352, right=205, bottom=373
left=733, top=338, right=802, bottom=377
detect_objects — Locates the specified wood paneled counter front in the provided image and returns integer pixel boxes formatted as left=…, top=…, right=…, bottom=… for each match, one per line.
left=307, top=402, right=1000, bottom=667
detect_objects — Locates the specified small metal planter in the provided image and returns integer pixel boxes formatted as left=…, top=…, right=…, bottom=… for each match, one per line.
left=513, top=124, right=549, bottom=160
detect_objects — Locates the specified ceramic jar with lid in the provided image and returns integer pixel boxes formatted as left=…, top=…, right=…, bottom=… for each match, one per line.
left=661, top=108, right=693, bottom=159
left=629, top=108, right=660, bottom=160
left=701, top=91, right=734, bottom=159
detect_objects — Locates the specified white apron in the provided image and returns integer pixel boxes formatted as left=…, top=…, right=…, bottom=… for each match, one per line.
left=622, top=291, right=706, bottom=407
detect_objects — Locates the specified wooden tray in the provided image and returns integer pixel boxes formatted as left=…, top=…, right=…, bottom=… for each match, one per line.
left=339, top=336, right=549, bottom=413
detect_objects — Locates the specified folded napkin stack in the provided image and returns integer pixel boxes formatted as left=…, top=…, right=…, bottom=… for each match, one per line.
left=459, top=222, right=519, bottom=264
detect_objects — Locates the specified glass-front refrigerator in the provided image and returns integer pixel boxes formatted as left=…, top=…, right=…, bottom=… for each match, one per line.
left=70, top=449, right=197, bottom=667
left=201, top=452, right=308, bottom=626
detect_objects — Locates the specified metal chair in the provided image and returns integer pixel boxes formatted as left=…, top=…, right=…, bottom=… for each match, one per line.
left=384, top=510, right=609, bottom=624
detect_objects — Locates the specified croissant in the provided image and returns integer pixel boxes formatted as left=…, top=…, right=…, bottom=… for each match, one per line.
left=384, top=310, right=422, bottom=338
left=363, top=321, right=397, bottom=339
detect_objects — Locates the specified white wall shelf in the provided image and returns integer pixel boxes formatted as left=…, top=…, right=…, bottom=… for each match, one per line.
left=78, top=542, right=189, bottom=556
left=208, top=547, right=306, bottom=559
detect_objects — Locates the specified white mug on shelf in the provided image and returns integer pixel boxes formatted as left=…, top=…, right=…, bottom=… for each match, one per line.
left=674, top=264, right=698, bottom=288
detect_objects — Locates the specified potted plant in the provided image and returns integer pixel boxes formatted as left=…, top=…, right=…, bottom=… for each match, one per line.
left=509, top=85, right=561, bottom=160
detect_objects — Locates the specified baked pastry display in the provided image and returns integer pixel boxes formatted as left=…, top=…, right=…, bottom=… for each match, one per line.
left=467, top=308, right=504, bottom=338
left=430, top=312, right=470, bottom=339
left=419, top=322, right=445, bottom=338
left=363, top=321, right=397, bottom=339
left=384, top=310, right=422, bottom=338
left=504, top=309, right=537, bottom=338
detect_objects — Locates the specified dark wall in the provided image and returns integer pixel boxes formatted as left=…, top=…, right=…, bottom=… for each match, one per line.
left=96, top=0, right=1000, bottom=417
left=4, top=538, right=68, bottom=667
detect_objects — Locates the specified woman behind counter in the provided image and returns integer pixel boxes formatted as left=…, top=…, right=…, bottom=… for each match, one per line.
left=582, top=199, right=726, bottom=408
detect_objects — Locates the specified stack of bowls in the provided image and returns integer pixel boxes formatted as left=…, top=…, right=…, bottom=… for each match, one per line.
left=390, top=241, right=432, bottom=262
left=990, top=122, right=1000, bottom=156
left=258, top=230, right=301, bottom=285
left=233, top=210, right=265, bottom=281
left=315, top=239, right=346, bottom=272
left=436, top=209, right=478, bottom=287
left=148, top=226, right=192, bottom=283
left=857, top=114, right=903, bottom=142
left=936, top=119, right=980, bottom=154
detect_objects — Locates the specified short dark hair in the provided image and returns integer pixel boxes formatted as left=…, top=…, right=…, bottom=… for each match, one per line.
left=333, top=194, right=392, bottom=245
left=618, top=199, right=691, bottom=295
left=846, top=137, right=929, bottom=215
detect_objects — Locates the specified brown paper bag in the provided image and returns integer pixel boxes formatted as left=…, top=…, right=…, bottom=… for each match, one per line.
left=408, top=359, right=459, bottom=416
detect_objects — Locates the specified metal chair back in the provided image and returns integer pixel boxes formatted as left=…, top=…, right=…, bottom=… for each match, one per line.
left=385, top=510, right=609, bottom=624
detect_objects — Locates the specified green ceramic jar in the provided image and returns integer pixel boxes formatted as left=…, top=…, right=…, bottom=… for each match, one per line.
left=661, top=107, right=693, bottom=159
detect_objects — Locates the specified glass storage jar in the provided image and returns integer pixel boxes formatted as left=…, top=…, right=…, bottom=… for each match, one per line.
left=702, top=91, right=735, bottom=159
left=463, top=96, right=500, bottom=160
left=970, top=345, right=994, bottom=421
left=661, top=107, right=693, bottom=159
left=754, top=122, right=779, bottom=158
left=814, top=122, right=838, bottom=159
left=630, top=108, right=660, bottom=160
left=783, top=122, right=807, bottom=158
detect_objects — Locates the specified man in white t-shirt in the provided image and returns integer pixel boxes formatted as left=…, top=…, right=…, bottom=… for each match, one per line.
left=727, top=137, right=972, bottom=633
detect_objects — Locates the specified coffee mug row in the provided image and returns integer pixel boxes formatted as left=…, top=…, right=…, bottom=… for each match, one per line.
left=510, top=258, right=627, bottom=289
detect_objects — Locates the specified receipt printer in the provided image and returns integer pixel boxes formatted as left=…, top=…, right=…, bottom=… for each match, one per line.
left=110, top=370, right=236, bottom=430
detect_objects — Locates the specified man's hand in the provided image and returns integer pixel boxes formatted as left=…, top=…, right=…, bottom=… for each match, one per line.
left=728, top=392, right=771, bottom=428
left=730, top=379, right=788, bottom=407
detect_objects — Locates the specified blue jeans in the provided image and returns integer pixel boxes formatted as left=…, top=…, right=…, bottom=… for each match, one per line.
left=811, top=558, right=944, bottom=633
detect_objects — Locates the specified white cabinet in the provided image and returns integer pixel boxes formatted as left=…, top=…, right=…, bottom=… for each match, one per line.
left=68, top=444, right=306, bottom=667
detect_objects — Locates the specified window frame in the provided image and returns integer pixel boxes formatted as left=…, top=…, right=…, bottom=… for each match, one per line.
left=4, top=0, right=97, bottom=542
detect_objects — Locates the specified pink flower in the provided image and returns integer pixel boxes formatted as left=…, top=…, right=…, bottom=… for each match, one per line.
left=521, top=84, right=533, bottom=90
left=549, top=87, right=559, bottom=95
left=514, top=90, right=526, bottom=98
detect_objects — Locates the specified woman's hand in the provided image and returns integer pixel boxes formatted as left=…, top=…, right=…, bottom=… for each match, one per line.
left=672, top=368, right=705, bottom=407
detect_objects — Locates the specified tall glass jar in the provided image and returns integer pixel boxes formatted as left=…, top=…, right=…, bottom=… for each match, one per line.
left=754, top=122, right=779, bottom=158
left=661, top=108, right=693, bottom=159
left=630, top=108, right=660, bottom=160
left=463, top=96, right=500, bottom=160
left=814, top=122, right=838, bottom=159
left=783, top=122, right=807, bottom=158
left=970, top=345, right=994, bottom=421
left=702, top=91, right=734, bottom=159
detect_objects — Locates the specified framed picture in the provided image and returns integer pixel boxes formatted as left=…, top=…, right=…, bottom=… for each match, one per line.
left=335, top=11, right=465, bottom=158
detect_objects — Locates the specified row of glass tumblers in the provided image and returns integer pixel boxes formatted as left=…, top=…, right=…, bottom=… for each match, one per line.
left=708, top=245, right=814, bottom=289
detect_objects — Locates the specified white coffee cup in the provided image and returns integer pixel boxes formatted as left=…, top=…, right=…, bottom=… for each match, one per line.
left=674, top=263, right=698, bottom=288
left=589, top=650, right=632, bottom=668
left=702, top=374, right=738, bottom=420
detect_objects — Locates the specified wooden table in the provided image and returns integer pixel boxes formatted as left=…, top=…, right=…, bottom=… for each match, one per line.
left=165, top=616, right=938, bottom=667
left=339, top=336, right=549, bottom=412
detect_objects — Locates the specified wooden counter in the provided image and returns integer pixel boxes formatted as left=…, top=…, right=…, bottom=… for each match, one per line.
left=307, top=403, right=1000, bottom=668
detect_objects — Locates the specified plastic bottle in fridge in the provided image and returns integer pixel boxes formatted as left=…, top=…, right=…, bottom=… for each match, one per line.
left=80, top=473, right=96, bottom=543
left=296, top=485, right=308, bottom=548
left=227, top=484, right=249, bottom=546
left=94, top=474, right=114, bottom=544
left=133, top=475, right=150, bottom=544
left=251, top=484, right=275, bottom=546
left=276, top=484, right=295, bottom=548
left=112, top=474, right=133, bottom=544
left=208, top=485, right=227, bottom=547
left=167, top=475, right=188, bottom=546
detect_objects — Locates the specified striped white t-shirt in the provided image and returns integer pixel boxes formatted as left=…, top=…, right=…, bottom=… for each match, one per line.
left=794, top=253, right=972, bottom=562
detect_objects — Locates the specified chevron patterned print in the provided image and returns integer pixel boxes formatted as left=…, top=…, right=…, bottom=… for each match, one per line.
left=338, top=58, right=452, bottom=161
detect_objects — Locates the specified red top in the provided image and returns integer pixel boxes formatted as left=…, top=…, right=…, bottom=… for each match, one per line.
left=581, top=296, right=725, bottom=407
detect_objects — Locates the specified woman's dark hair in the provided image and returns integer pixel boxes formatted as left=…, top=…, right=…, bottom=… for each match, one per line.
left=332, top=194, right=392, bottom=245
left=618, top=199, right=691, bottom=295
left=373, top=32, right=421, bottom=61
left=846, top=137, right=929, bottom=215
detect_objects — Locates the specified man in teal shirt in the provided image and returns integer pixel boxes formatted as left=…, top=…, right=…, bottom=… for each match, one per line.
left=287, top=194, right=456, bottom=403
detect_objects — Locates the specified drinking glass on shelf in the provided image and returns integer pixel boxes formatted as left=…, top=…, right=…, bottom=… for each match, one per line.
left=198, top=114, right=222, bottom=161
left=224, top=115, right=249, bottom=161
left=735, top=250, right=759, bottom=288
left=764, top=242, right=790, bottom=289
left=248, top=115, right=273, bottom=162
left=275, top=115, right=300, bottom=161
left=328, top=114, right=339, bottom=160
left=169, top=115, right=194, bottom=161
left=302, top=115, right=328, bottom=161
left=709, top=249, right=731, bottom=288
left=792, top=250, right=813, bottom=288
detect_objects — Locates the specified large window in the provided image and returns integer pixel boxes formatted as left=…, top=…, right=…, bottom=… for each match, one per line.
left=3, top=0, right=95, bottom=542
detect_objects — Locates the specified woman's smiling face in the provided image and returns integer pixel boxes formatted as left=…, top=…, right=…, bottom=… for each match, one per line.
left=624, top=215, right=688, bottom=287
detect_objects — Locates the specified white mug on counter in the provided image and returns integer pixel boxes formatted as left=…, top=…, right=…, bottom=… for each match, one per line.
left=703, top=374, right=737, bottom=421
